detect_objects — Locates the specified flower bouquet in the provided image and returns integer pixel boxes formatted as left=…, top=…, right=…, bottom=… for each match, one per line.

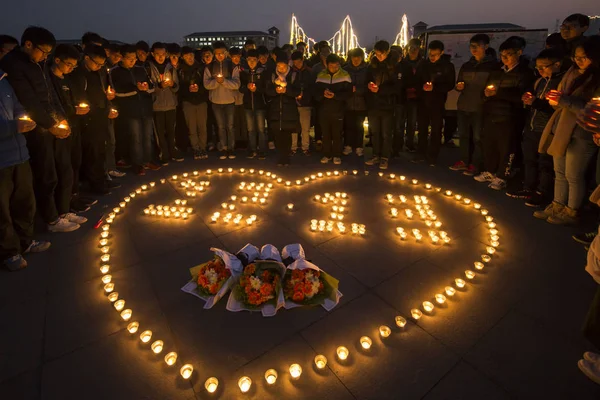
left=226, top=244, right=286, bottom=317
left=283, top=258, right=342, bottom=311
left=181, top=247, right=244, bottom=309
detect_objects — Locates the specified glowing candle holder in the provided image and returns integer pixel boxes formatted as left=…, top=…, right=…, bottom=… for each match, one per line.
left=101, top=274, right=112, bottom=284
left=101, top=246, right=110, bottom=254
left=465, top=270, right=476, bottom=280
left=106, top=292, right=118, bottom=303
left=180, top=364, right=193, bottom=379
left=463, top=198, right=471, bottom=205
left=486, top=216, right=494, bottom=222
left=445, top=286, right=456, bottom=296
left=411, top=308, right=423, bottom=320
left=490, top=228, right=499, bottom=236
left=395, top=316, right=407, bottom=328
left=127, top=321, right=139, bottom=334
left=455, top=278, right=466, bottom=288
left=164, top=352, right=177, bottom=366
left=104, top=283, right=114, bottom=293
left=218, top=168, right=223, bottom=173
left=352, top=170, right=358, bottom=175
left=101, top=253, right=110, bottom=263
left=287, top=203, right=294, bottom=211
left=360, top=336, right=372, bottom=349
left=101, top=231, right=109, bottom=239
left=336, top=346, right=349, bottom=360
left=389, top=173, right=396, bottom=179
left=140, top=330, right=152, bottom=343
left=481, top=209, right=489, bottom=216
left=454, top=194, right=462, bottom=201
left=486, top=246, right=496, bottom=254
left=491, top=240, right=500, bottom=247
left=423, top=301, right=434, bottom=313
left=435, top=294, right=446, bottom=304
left=474, top=203, right=481, bottom=210
left=205, top=377, right=218, bottom=393
left=289, top=363, right=302, bottom=379
left=160, top=178, right=166, bottom=184
left=379, top=325, right=392, bottom=337
left=474, top=261, right=484, bottom=270
left=114, top=299, right=125, bottom=311
left=481, top=255, right=492, bottom=263
left=238, top=376, right=252, bottom=393
left=411, top=179, right=418, bottom=185
left=120, top=309, right=132, bottom=321
left=445, top=190, right=453, bottom=197
left=151, top=340, right=164, bottom=354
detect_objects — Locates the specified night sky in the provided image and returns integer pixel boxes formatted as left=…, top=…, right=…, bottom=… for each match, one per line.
left=2, top=0, right=597, bottom=45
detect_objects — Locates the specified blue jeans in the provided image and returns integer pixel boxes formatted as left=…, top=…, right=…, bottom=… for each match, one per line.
left=125, top=117, right=153, bottom=167
left=457, top=110, right=484, bottom=168
left=212, top=103, right=235, bottom=151
left=553, top=129, right=598, bottom=210
left=245, top=109, right=266, bottom=152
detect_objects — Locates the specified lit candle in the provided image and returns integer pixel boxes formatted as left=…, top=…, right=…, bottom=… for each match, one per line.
left=435, top=294, right=446, bottom=304
left=360, top=336, right=372, bottom=349
left=151, top=340, right=164, bottom=354
left=160, top=178, right=166, bottom=184
left=180, top=364, right=193, bottom=379
left=127, top=321, right=139, bottom=334
left=104, top=283, right=114, bottom=293
left=336, top=345, right=349, bottom=360
left=474, top=262, right=484, bottom=270
left=114, top=299, right=125, bottom=311
left=395, top=316, right=407, bottom=327
left=101, top=231, right=109, bottom=239
left=120, top=309, right=132, bottom=321
left=389, top=173, right=396, bottom=179
left=423, top=301, right=434, bottom=313
left=455, top=278, right=466, bottom=288
left=445, top=286, right=456, bottom=296
left=465, top=270, right=475, bottom=279
left=352, top=170, right=358, bottom=175
left=164, top=352, right=177, bottom=366
left=205, top=377, right=218, bottom=393
left=107, top=292, right=118, bottom=302
left=287, top=203, right=294, bottom=211
left=474, top=203, right=481, bottom=210
left=140, top=330, right=152, bottom=343
left=238, top=376, right=252, bottom=393
left=314, top=354, right=328, bottom=370
left=486, top=246, right=496, bottom=254
left=481, top=209, right=489, bottom=216
left=379, top=325, right=392, bottom=338
left=481, top=254, right=492, bottom=263
left=289, top=363, right=302, bottom=379
left=411, top=308, right=423, bottom=320
left=412, top=179, right=418, bottom=185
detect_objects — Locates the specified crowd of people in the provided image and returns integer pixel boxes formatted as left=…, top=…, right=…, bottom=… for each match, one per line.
left=1, top=13, right=600, bottom=383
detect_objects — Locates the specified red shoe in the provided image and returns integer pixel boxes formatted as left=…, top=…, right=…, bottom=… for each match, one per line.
left=135, top=166, right=146, bottom=176
left=463, top=165, right=477, bottom=176
left=144, top=162, right=161, bottom=171
left=449, top=161, right=467, bottom=171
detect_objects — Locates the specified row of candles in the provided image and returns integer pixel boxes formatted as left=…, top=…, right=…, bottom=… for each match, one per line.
left=143, top=202, right=193, bottom=219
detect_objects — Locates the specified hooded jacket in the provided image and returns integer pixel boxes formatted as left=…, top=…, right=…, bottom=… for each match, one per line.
left=0, top=49, right=64, bottom=129
left=365, top=57, right=399, bottom=111
left=265, top=68, right=301, bottom=131
left=149, top=60, right=179, bottom=111
left=178, top=60, right=208, bottom=105
left=109, top=64, right=155, bottom=119
left=239, top=65, right=267, bottom=111
left=0, top=70, right=29, bottom=169
left=314, top=68, right=353, bottom=116
left=203, top=59, right=241, bottom=105
left=344, top=61, right=368, bottom=111
left=456, top=55, right=497, bottom=113
left=416, top=54, right=456, bottom=106
left=483, top=62, right=535, bottom=116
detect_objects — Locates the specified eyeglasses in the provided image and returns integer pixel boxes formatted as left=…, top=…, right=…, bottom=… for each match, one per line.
left=535, top=63, right=554, bottom=71
left=89, top=57, right=105, bottom=68
left=36, top=45, right=52, bottom=55
left=573, top=56, right=589, bottom=63
left=500, top=51, right=517, bottom=60
left=61, top=60, right=78, bottom=69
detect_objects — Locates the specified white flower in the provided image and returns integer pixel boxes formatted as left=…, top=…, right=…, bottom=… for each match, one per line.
left=250, top=276, right=263, bottom=290
left=204, top=268, right=219, bottom=285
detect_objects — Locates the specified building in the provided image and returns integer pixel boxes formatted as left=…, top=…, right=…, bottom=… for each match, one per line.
left=183, top=27, right=280, bottom=50
left=424, top=23, right=525, bottom=34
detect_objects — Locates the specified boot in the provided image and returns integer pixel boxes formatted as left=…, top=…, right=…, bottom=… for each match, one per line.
left=533, top=201, right=564, bottom=220
left=547, top=206, right=579, bottom=225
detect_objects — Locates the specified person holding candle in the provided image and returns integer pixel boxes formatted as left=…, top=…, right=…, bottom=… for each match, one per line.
left=343, top=47, right=367, bottom=158
left=290, top=50, right=313, bottom=157
left=229, top=47, right=248, bottom=150
left=0, top=68, right=52, bottom=270
left=535, top=37, right=600, bottom=225
left=110, top=44, right=160, bottom=176
left=475, top=37, right=535, bottom=190
left=396, top=38, right=423, bottom=154
left=450, top=34, right=496, bottom=176
left=203, top=41, right=240, bottom=160
left=414, top=40, right=456, bottom=166
left=239, top=49, right=268, bottom=159
left=505, top=48, right=566, bottom=206
left=135, top=41, right=152, bottom=77
left=149, top=42, right=183, bottom=165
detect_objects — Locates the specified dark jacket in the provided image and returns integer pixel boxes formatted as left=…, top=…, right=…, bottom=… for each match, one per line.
left=109, top=64, right=155, bottom=119
left=148, top=60, right=179, bottom=111
left=365, top=57, right=399, bottom=111
left=416, top=54, right=456, bottom=106
left=0, top=49, right=64, bottom=129
left=69, top=62, right=111, bottom=112
left=344, top=61, right=368, bottom=111
left=0, top=70, right=29, bottom=169
left=314, top=68, right=353, bottom=116
left=49, top=71, right=78, bottom=123
left=484, top=62, right=535, bottom=116
left=239, top=66, right=267, bottom=111
left=456, top=55, right=497, bottom=113
left=291, top=64, right=313, bottom=107
left=397, top=56, right=423, bottom=102
left=527, top=71, right=566, bottom=132
left=178, top=61, right=208, bottom=105
left=265, top=69, right=301, bottom=131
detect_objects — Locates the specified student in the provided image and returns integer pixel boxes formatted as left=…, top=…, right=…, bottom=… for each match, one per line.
left=365, top=40, right=401, bottom=170
left=203, top=41, right=240, bottom=159
left=506, top=48, right=565, bottom=206
left=179, top=46, right=209, bottom=159
left=0, top=27, right=80, bottom=233
left=315, top=54, right=352, bottom=164
left=166, top=43, right=181, bottom=70
left=48, top=45, right=91, bottom=227
left=560, top=14, right=590, bottom=52
left=450, top=34, right=496, bottom=176
left=290, top=50, right=313, bottom=156
left=135, top=40, right=151, bottom=76
left=242, top=39, right=256, bottom=58
left=414, top=40, right=455, bottom=166
left=257, top=46, right=270, bottom=71
left=265, top=54, right=301, bottom=166
left=0, top=35, right=18, bottom=60
left=81, top=32, right=104, bottom=49
left=239, top=49, right=267, bottom=159
left=397, top=38, right=423, bottom=153
left=311, top=44, right=332, bottom=151
left=149, top=42, right=182, bottom=165
left=229, top=47, right=248, bottom=147
left=110, top=44, right=159, bottom=175
left=296, top=41, right=307, bottom=57
left=343, top=48, right=368, bottom=157
left=198, top=46, right=219, bottom=151
left=475, top=38, right=535, bottom=190
left=0, top=69, right=52, bottom=270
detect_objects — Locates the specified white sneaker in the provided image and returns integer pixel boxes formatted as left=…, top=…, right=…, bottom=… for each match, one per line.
left=474, top=171, right=495, bottom=183
left=333, top=157, right=342, bottom=165
left=108, top=170, right=126, bottom=178
left=48, top=218, right=80, bottom=232
left=320, top=157, right=331, bottom=164
left=488, top=177, right=506, bottom=191
left=342, top=146, right=352, bottom=156
left=355, top=147, right=364, bottom=157
left=62, top=213, right=88, bottom=224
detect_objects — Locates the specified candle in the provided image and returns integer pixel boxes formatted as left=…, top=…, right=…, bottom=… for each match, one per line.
left=395, top=315, right=407, bottom=328
left=119, top=201, right=126, bottom=208
left=454, top=194, right=462, bottom=201
left=465, top=270, right=476, bottom=279
left=487, top=84, right=495, bottom=90
left=120, top=309, right=132, bottom=321
left=140, top=330, right=152, bottom=343
left=127, top=321, right=139, bottom=334
left=337, top=346, right=349, bottom=360
left=287, top=203, right=294, bottom=211
left=151, top=340, right=164, bottom=354
left=238, top=376, right=252, bottom=393
left=104, top=283, right=114, bottom=293
left=101, top=274, right=112, bottom=284
left=411, top=308, right=423, bottom=320
left=101, top=231, right=109, bottom=238
left=463, top=198, right=471, bottom=205
left=313, top=354, right=328, bottom=370
left=205, top=377, right=218, bottom=393
left=445, top=190, right=453, bottom=197
left=352, top=170, right=358, bottom=175
left=379, top=325, right=392, bottom=338
left=455, top=278, right=466, bottom=288
left=289, top=363, right=302, bottom=379
left=435, top=294, right=446, bottom=304
left=107, top=292, right=118, bottom=302
left=389, top=173, right=396, bottom=180
left=18, top=115, right=32, bottom=121
left=113, top=299, right=125, bottom=311
left=360, top=336, right=372, bottom=349
left=474, top=262, right=484, bottom=270
left=445, top=286, right=456, bottom=296
left=180, top=364, right=193, bottom=379
left=412, top=179, right=418, bottom=185
left=486, top=246, right=496, bottom=254
left=423, top=301, right=434, bottom=313
left=164, top=352, right=177, bottom=366
left=481, top=254, right=492, bottom=263
left=481, top=209, right=489, bottom=216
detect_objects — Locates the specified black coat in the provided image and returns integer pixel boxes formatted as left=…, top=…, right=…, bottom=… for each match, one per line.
left=239, top=66, right=267, bottom=111
left=265, top=70, right=301, bottom=132
left=365, top=57, right=399, bottom=111
left=291, top=65, right=313, bottom=107
left=178, top=61, right=208, bottom=105
left=69, top=62, right=111, bottom=112
left=397, top=56, right=424, bottom=102
left=109, top=65, right=154, bottom=118
left=416, top=55, right=456, bottom=107
left=483, top=62, right=535, bottom=116
left=456, top=55, right=497, bottom=113
left=527, top=71, right=566, bottom=132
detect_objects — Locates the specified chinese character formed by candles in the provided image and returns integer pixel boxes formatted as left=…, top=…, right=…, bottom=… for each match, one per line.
left=315, top=354, right=327, bottom=369
left=164, top=352, right=177, bottom=366
left=289, top=363, right=302, bottom=379
left=205, top=377, right=218, bottom=393
left=238, top=376, right=252, bottom=393
left=180, top=364, right=193, bottom=379
left=337, top=346, right=349, bottom=360
left=379, top=325, right=392, bottom=337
